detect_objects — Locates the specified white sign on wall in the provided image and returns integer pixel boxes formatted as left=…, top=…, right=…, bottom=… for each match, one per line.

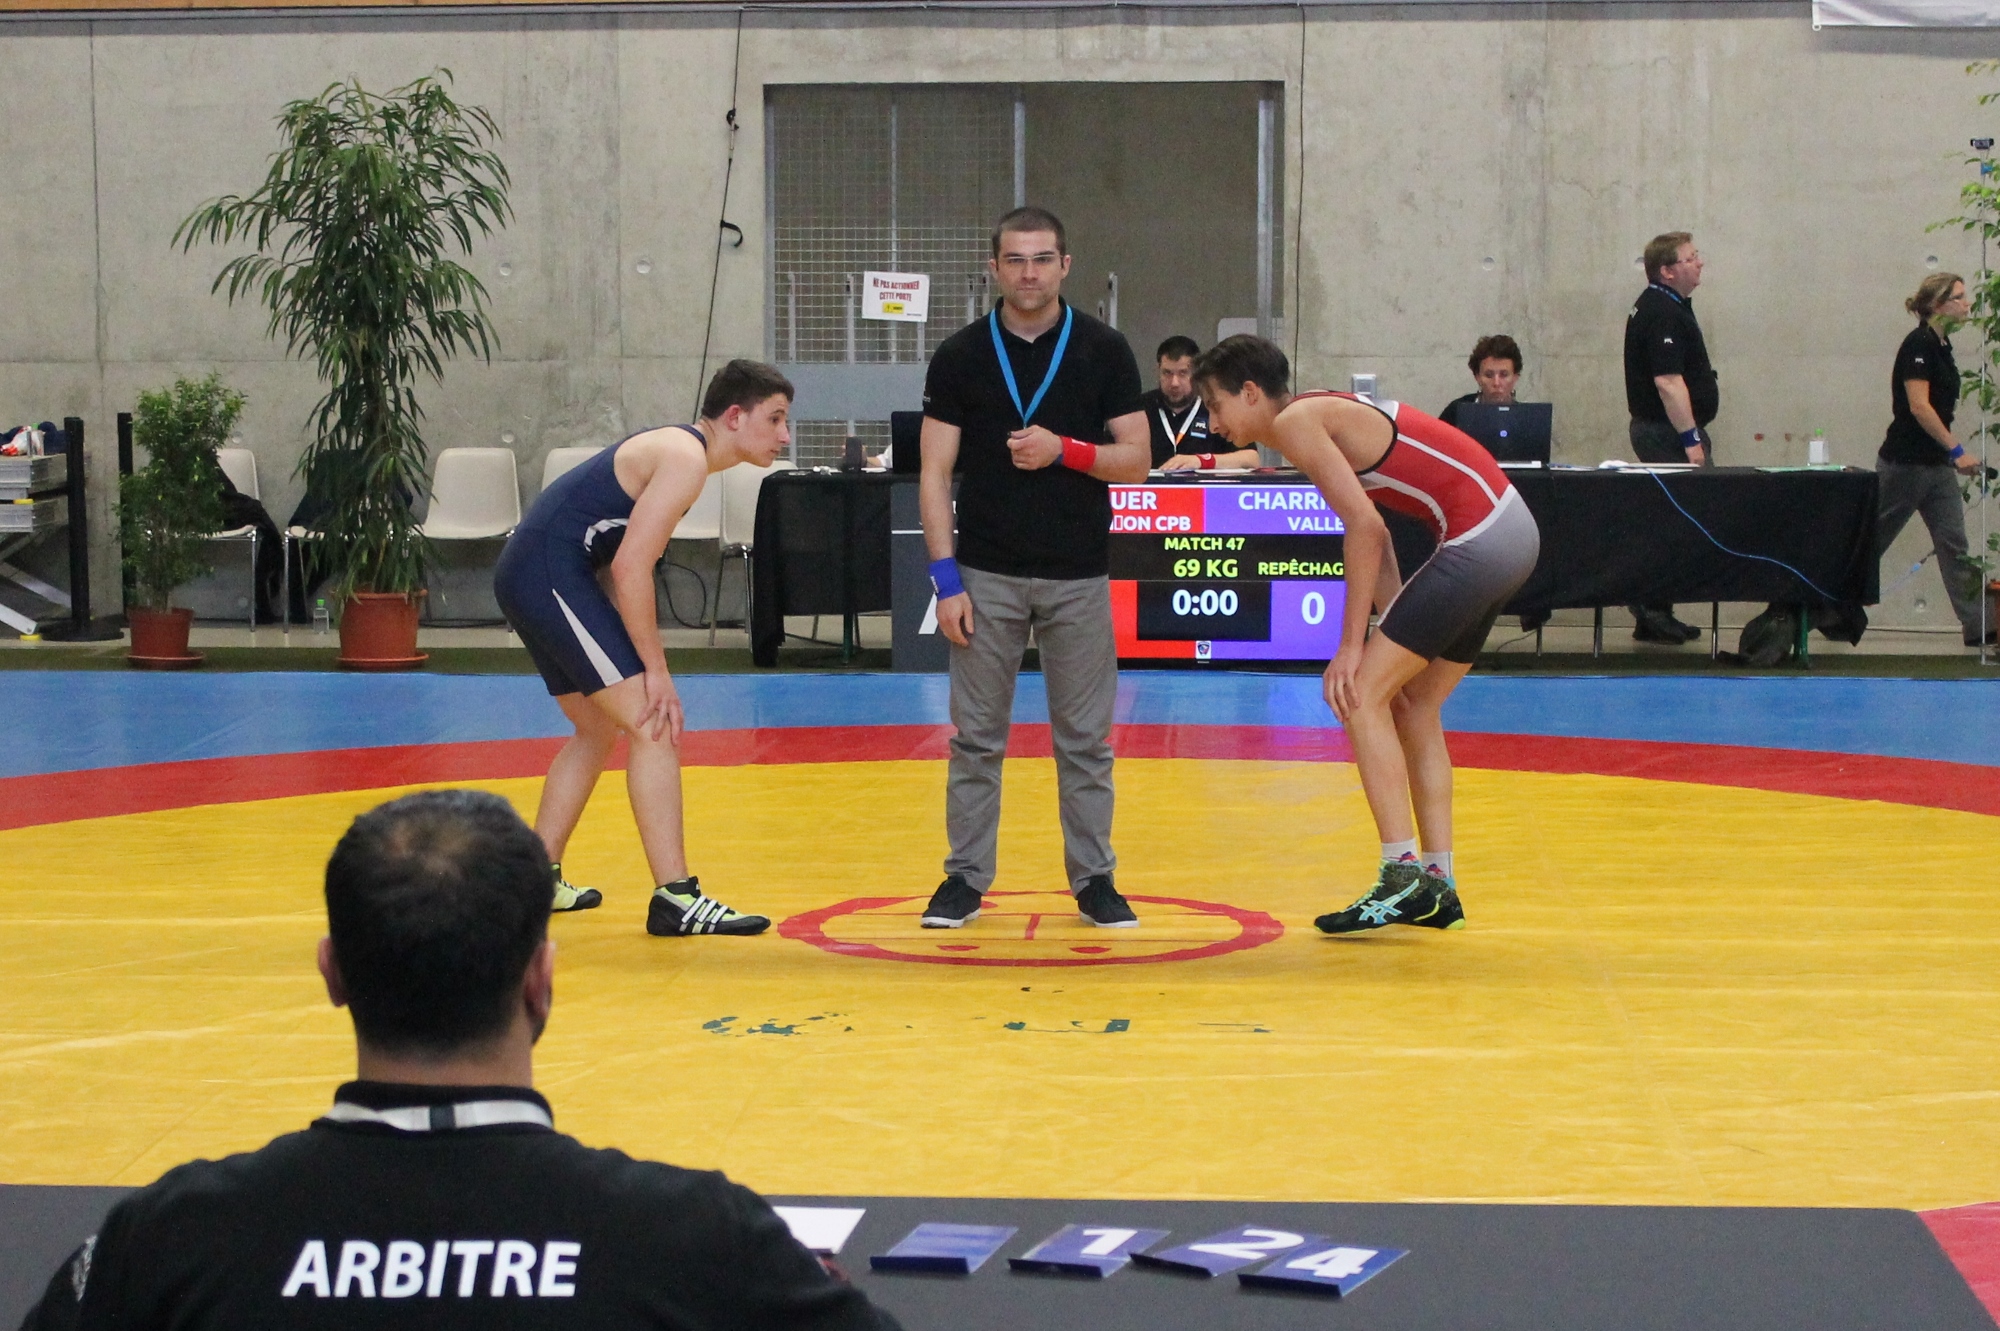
left=862, top=271, right=930, bottom=323
left=1814, top=0, right=2000, bottom=23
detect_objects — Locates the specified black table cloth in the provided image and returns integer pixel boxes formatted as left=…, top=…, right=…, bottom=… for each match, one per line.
left=750, top=466, right=1881, bottom=666
left=751, top=470, right=898, bottom=666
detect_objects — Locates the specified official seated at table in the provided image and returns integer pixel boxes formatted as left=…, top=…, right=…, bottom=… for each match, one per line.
left=1437, top=334, right=1522, bottom=431
left=1141, top=335, right=1257, bottom=471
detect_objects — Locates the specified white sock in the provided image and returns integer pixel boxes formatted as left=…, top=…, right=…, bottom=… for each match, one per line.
left=1381, top=838, right=1419, bottom=862
left=1423, top=850, right=1453, bottom=878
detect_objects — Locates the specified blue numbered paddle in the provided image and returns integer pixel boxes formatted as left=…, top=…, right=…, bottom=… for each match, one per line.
left=869, top=1222, right=1017, bottom=1274
left=1008, top=1224, right=1170, bottom=1278
left=1129, top=1225, right=1320, bottom=1277
left=1237, top=1241, right=1408, bottom=1297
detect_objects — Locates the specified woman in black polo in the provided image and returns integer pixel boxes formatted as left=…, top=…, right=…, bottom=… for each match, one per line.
left=1875, top=272, right=1991, bottom=646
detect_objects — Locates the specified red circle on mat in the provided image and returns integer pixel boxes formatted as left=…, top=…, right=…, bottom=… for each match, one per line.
left=778, top=891, right=1283, bottom=967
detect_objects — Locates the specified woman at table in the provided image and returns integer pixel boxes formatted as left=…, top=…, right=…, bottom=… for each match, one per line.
left=493, top=359, right=792, bottom=933
left=1873, top=272, right=1991, bottom=647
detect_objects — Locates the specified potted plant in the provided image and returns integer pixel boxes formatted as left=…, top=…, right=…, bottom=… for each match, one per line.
left=118, top=374, right=242, bottom=667
left=175, top=72, right=511, bottom=669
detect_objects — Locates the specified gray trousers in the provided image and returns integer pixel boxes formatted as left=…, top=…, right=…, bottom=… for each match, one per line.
left=1876, top=460, right=1984, bottom=636
left=946, top=566, right=1117, bottom=895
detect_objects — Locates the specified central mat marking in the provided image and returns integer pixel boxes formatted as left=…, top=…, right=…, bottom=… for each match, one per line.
left=779, top=890, right=1284, bottom=966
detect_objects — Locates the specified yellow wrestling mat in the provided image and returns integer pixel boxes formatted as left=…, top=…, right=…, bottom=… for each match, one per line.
left=4, top=757, right=1998, bottom=1210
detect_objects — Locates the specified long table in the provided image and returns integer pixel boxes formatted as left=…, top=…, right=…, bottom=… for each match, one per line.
left=749, top=466, right=1880, bottom=667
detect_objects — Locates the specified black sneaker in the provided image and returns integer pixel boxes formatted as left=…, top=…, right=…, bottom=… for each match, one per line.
left=645, top=877, right=769, bottom=936
left=920, top=875, right=983, bottom=929
left=1415, top=865, right=1467, bottom=931
left=550, top=863, right=602, bottom=913
left=1075, top=875, right=1139, bottom=928
left=1315, top=859, right=1454, bottom=934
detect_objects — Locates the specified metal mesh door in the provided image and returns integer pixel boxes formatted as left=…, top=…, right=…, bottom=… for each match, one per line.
left=768, top=85, right=1015, bottom=465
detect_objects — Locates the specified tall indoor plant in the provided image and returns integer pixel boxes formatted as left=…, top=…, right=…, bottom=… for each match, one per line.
left=118, top=374, right=242, bottom=666
left=175, top=72, right=511, bottom=667
left=1935, top=59, right=2000, bottom=612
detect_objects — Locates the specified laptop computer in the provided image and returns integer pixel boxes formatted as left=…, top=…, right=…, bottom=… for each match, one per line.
left=1455, top=402, right=1552, bottom=465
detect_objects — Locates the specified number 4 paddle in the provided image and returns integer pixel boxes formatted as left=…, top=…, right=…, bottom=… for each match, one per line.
left=1237, top=1241, right=1407, bottom=1297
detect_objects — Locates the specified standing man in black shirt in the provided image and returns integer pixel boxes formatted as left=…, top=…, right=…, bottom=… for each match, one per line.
left=1623, top=231, right=1718, bottom=644
left=916, top=206, right=1151, bottom=930
left=1876, top=272, right=1992, bottom=646
left=23, top=790, right=900, bottom=1331
left=1140, top=335, right=1258, bottom=470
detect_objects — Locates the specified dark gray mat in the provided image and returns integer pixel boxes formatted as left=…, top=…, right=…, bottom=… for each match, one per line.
left=2, top=1186, right=1988, bottom=1330
left=0, top=1186, right=127, bottom=1327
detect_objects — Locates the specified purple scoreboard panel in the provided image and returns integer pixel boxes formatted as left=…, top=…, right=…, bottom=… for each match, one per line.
left=1108, top=480, right=1347, bottom=662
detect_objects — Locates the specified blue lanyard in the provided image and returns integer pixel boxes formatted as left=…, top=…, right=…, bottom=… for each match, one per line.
left=1648, top=282, right=1685, bottom=305
left=990, top=304, right=1073, bottom=427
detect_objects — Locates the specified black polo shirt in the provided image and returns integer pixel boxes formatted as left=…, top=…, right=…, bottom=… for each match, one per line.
left=1624, top=284, right=1718, bottom=425
left=923, top=300, right=1144, bottom=579
left=23, top=1083, right=900, bottom=1331
left=1880, top=321, right=1960, bottom=466
left=1138, top=388, right=1214, bottom=466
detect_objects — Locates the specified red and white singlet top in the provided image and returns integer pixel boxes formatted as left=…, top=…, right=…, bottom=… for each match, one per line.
left=1295, top=391, right=1520, bottom=545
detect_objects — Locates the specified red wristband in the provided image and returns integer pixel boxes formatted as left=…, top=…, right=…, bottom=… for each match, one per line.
left=1060, top=437, right=1098, bottom=472
left=1198, top=453, right=1216, bottom=470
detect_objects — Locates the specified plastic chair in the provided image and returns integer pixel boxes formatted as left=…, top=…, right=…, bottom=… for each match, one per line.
left=418, top=448, right=521, bottom=625
left=712, top=460, right=793, bottom=644
left=209, top=447, right=260, bottom=629
left=419, top=448, right=521, bottom=540
left=658, top=472, right=724, bottom=630
left=541, top=447, right=602, bottom=493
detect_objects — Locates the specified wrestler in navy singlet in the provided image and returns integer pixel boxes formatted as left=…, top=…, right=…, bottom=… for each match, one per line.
left=494, top=427, right=704, bottom=696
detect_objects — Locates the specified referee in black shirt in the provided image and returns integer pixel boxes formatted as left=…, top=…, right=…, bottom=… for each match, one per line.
left=1623, top=231, right=1717, bottom=644
left=916, top=207, right=1151, bottom=929
left=23, top=790, right=899, bottom=1331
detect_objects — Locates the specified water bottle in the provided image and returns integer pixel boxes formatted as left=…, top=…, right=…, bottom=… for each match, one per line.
left=312, top=598, right=330, bottom=636
left=1808, top=430, right=1828, bottom=466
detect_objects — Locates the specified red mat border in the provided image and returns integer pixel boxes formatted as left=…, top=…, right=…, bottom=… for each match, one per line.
left=1924, top=1204, right=2000, bottom=1323
left=0, top=724, right=1992, bottom=831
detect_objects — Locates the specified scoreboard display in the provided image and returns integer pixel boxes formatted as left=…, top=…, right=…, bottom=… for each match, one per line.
left=1107, top=479, right=1347, bottom=662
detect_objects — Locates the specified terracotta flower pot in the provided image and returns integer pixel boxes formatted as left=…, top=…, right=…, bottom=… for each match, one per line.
left=127, top=606, right=201, bottom=669
left=336, top=591, right=428, bottom=671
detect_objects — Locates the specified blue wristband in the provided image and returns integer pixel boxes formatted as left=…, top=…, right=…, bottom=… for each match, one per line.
left=1950, top=444, right=1967, bottom=460
left=928, top=557, right=964, bottom=600
left=1678, top=427, right=1705, bottom=450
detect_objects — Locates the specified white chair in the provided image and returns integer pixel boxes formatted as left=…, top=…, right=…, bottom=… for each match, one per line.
left=419, top=448, right=521, bottom=540
left=210, top=447, right=261, bottom=629
left=659, top=472, right=724, bottom=630
left=540, top=446, right=602, bottom=493
left=712, top=460, right=793, bottom=643
left=419, top=448, right=521, bottom=625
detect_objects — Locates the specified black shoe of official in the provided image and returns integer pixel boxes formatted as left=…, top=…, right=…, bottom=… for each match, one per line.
left=1316, top=859, right=1453, bottom=935
left=645, top=877, right=769, bottom=936
left=1632, top=609, right=1696, bottom=645
left=920, top=875, right=983, bottom=929
left=1076, top=875, right=1139, bottom=928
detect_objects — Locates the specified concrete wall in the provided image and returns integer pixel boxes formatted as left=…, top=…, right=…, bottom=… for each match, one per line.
left=1027, top=81, right=1270, bottom=363
left=2, top=4, right=1996, bottom=627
